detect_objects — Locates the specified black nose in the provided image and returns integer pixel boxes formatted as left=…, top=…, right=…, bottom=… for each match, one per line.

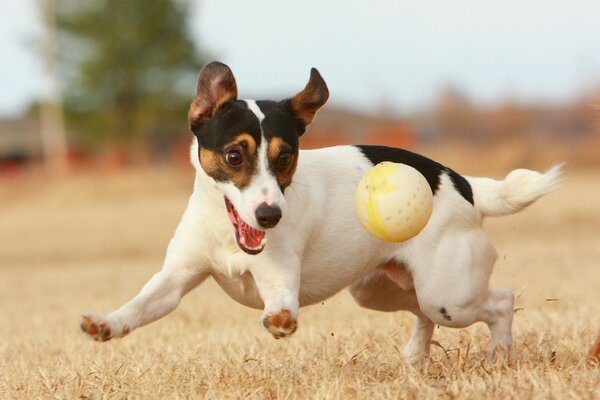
left=255, top=203, right=282, bottom=228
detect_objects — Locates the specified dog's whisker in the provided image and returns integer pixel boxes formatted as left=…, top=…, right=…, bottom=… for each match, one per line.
left=291, top=180, right=314, bottom=189
left=289, top=185, right=300, bottom=201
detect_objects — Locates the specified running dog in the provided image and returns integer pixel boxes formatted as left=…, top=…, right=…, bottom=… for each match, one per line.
left=81, top=62, right=561, bottom=364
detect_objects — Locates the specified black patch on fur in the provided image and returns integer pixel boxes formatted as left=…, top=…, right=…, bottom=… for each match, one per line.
left=191, top=100, right=262, bottom=156
left=356, top=145, right=474, bottom=204
left=439, top=307, right=452, bottom=321
left=448, top=171, right=474, bottom=205
left=256, top=100, right=303, bottom=148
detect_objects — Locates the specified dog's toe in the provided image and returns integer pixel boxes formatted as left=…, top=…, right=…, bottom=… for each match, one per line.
left=262, top=309, right=298, bottom=339
left=80, top=313, right=115, bottom=342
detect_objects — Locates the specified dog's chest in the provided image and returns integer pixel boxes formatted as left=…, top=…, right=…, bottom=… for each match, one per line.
left=211, top=270, right=264, bottom=309
left=205, top=234, right=267, bottom=308
left=208, top=230, right=252, bottom=272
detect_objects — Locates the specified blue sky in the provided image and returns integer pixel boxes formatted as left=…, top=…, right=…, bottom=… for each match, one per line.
left=1, top=0, right=600, bottom=117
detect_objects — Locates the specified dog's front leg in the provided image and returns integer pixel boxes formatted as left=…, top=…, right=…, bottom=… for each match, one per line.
left=80, top=261, right=209, bottom=341
left=250, top=256, right=300, bottom=339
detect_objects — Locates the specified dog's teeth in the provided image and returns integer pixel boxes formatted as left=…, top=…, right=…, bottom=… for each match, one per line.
left=239, top=236, right=246, bottom=246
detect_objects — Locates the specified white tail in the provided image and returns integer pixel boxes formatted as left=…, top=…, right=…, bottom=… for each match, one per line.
left=467, top=165, right=563, bottom=217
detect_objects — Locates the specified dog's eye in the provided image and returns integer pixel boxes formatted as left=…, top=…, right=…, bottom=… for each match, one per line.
left=225, top=150, right=243, bottom=166
left=278, top=152, right=292, bottom=168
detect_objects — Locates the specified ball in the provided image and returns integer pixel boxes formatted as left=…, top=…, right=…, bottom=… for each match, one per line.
left=355, top=161, right=433, bottom=242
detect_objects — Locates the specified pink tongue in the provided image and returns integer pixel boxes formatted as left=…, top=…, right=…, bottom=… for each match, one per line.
left=227, top=206, right=265, bottom=248
left=239, top=220, right=265, bottom=248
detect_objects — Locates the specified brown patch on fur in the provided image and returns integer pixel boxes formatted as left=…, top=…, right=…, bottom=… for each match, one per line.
left=267, top=309, right=293, bottom=329
left=267, top=137, right=284, bottom=160
left=199, top=148, right=226, bottom=179
left=290, top=68, right=329, bottom=127
left=233, top=133, right=257, bottom=159
left=267, top=137, right=297, bottom=189
left=189, top=62, right=238, bottom=128
left=199, top=133, right=258, bottom=189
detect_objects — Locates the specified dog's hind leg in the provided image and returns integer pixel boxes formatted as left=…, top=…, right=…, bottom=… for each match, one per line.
left=477, top=288, right=515, bottom=360
left=412, top=227, right=515, bottom=362
left=379, top=262, right=434, bottom=364
left=403, top=314, right=435, bottom=364
left=349, top=269, right=432, bottom=365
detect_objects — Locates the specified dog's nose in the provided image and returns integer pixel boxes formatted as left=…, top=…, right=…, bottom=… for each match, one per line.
left=255, top=203, right=282, bottom=228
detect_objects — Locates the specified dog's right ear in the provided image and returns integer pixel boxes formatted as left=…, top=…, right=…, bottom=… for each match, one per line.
left=189, top=62, right=238, bottom=130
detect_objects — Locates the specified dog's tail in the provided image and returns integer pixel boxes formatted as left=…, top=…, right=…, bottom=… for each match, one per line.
left=467, top=164, right=563, bottom=217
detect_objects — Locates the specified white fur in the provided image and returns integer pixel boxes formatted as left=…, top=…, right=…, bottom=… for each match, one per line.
left=467, top=164, right=563, bottom=217
left=82, top=140, right=561, bottom=363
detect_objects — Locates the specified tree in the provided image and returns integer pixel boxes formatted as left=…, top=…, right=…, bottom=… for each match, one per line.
left=52, top=0, right=207, bottom=155
left=38, top=0, right=69, bottom=173
left=431, top=87, right=480, bottom=142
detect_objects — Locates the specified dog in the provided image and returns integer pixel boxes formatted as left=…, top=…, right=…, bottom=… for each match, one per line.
left=80, top=62, right=562, bottom=364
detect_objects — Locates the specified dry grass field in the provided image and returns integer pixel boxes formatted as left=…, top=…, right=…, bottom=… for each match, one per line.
left=1, top=164, right=599, bottom=399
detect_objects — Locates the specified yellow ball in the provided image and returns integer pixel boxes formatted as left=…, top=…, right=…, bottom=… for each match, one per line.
left=355, top=162, right=433, bottom=242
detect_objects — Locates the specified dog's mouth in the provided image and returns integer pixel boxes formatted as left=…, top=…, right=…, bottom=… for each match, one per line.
left=225, top=197, right=266, bottom=255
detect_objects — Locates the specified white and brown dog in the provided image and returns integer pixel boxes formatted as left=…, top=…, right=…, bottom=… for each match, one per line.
left=81, top=62, right=561, bottom=364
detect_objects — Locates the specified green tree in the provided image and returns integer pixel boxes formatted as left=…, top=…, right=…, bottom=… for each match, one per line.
left=52, top=0, right=207, bottom=155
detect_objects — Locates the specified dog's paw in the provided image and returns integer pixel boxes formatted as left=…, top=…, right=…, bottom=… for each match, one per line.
left=488, top=344, right=513, bottom=366
left=402, top=346, right=429, bottom=366
left=80, top=312, right=129, bottom=342
left=262, top=309, right=297, bottom=339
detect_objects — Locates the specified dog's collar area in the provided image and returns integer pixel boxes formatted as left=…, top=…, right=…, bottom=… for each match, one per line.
left=224, top=197, right=266, bottom=255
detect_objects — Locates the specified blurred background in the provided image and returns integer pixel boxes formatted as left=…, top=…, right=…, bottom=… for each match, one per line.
left=2, top=0, right=600, bottom=274
left=1, top=0, right=599, bottom=178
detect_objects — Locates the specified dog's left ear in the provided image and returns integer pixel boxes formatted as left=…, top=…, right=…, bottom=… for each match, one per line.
left=189, top=61, right=238, bottom=130
left=290, top=68, right=329, bottom=130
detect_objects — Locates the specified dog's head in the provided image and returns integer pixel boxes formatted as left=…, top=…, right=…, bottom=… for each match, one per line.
left=189, top=62, right=328, bottom=255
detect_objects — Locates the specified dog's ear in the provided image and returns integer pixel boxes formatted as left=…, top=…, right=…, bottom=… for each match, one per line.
left=189, top=62, right=238, bottom=129
left=290, top=68, right=329, bottom=129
